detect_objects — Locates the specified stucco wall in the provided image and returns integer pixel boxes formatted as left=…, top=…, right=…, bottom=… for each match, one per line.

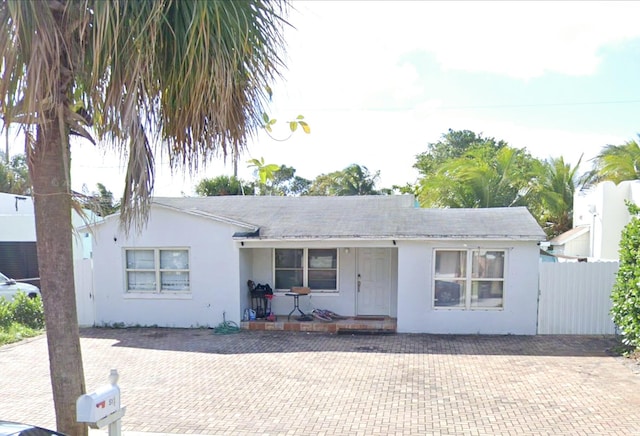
left=90, top=206, right=243, bottom=327
left=396, top=240, right=540, bottom=335
left=573, top=181, right=640, bottom=260
left=245, top=241, right=398, bottom=317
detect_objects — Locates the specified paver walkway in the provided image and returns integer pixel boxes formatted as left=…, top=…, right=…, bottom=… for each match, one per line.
left=1, top=329, right=640, bottom=435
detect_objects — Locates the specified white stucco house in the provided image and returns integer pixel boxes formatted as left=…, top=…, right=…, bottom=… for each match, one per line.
left=79, top=195, right=546, bottom=334
left=550, top=180, right=640, bottom=260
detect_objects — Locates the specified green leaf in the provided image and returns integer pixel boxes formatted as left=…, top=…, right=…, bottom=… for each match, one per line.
left=296, top=115, right=304, bottom=120
left=289, top=121, right=298, bottom=132
left=265, top=124, right=272, bottom=133
left=266, top=85, right=273, bottom=101
left=299, top=121, right=311, bottom=134
left=262, top=112, right=270, bottom=124
left=269, top=118, right=277, bottom=125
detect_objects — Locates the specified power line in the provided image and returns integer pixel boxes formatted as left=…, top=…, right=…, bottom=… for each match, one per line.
left=438, top=99, right=640, bottom=110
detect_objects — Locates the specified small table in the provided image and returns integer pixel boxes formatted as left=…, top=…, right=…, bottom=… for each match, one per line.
left=285, top=292, right=306, bottom=320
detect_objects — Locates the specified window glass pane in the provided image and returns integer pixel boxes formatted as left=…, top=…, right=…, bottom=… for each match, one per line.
left=308, top=270, right=337, bottom=290
left=160, top=250, right=189, bottom=270
left=471, top=281, right=503, bottom=308
left=275, top=270, right=303, bottom=289
left=434, top=280, right=465, bottom=307
left=308, top=249, right=337, bottom=268
left=275, top=249, right=303, bottom=268
left=472, top=251, right=504, bottom=278
left=435, top=251, right=466, bottom=278
left=126, top=250, right=154, bottom=269
left=161, top=271, right=190, bottom=291
left=127, top=271, right=156, bottom=291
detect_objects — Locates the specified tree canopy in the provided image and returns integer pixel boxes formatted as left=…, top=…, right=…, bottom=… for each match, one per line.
left=0, top=152, right=29, bottom=194
left=589, top=136, right=640, bottom=184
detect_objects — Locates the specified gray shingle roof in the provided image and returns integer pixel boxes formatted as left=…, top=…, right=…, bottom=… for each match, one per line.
left=153, top=195, right=545, bottom=241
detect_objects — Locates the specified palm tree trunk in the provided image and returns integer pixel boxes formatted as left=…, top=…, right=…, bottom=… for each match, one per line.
left=30, top=121, right=87, bottom=436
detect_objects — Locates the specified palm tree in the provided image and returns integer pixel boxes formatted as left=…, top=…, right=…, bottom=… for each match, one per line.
left=418, top=145, right=535, bottom=208
left=308, top=164, right=382, bottom=196
left=590, top=137, right=640, bottom=184
left=531, top=156, right=584, bottom=238
left=0, top=1, right=289, bottom=434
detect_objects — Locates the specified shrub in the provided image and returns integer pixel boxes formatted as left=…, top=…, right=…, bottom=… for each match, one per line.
left=611, top=201, right=640, bottom=349
left=0, top=298, right=13, bottom=329
left=11, top=291, right=45, bottom=330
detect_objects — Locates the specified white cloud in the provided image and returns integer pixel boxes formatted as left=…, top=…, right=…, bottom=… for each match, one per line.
left=287, top=1, right=640, bottom=82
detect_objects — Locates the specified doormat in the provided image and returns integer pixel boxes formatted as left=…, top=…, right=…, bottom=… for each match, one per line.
left=353, top=316, right=385, bottom=321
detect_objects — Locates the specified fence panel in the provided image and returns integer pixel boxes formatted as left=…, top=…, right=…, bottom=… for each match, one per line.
left=538, top=261, right=619, bottom=335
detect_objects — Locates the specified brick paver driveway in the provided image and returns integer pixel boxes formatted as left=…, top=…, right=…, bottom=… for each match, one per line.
left=2, top=329, right=640, bottom=435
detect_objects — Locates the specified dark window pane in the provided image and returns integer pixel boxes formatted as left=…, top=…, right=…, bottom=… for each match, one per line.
left=275, top=249, right=303, bottom=268
left=308, top=269, right=337, bottom=290
left=275, top=270, right=303, bottom=289
left=434, top=280, right=465, bottom=307
left=471, top=281, right=503, bottom=308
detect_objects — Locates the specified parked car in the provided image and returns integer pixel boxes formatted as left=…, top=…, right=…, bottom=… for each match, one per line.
left=0, top=421, right=66, bottom=436
left=0, top=272, right=41, bottom=301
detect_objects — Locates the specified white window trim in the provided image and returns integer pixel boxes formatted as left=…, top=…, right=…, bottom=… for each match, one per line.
left=273, top=248, right=340, bottom=294
left=433, top=248, right=506, bottom=311
left=124, top=247, right=191, bottom=294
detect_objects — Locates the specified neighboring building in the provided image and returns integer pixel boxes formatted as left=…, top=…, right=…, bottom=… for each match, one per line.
left=0, top=191, right=100, bottom=325
left=79, top=195, right=546, bottom=335
left=0, top=192, right=38, bottom=285
left=550, top=180, right=640, bottom=261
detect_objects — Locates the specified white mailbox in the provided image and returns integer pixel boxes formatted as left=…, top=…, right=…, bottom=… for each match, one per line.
left=77, top=369, right=125, bottom=433
left=77, top=384, right=120, bottom=424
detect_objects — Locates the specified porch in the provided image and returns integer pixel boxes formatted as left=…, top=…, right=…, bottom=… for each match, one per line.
left=240, top=316, right=397, bottom=334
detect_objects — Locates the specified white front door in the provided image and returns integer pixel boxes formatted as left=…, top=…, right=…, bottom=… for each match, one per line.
left=356, top=248, right=391, bottom=315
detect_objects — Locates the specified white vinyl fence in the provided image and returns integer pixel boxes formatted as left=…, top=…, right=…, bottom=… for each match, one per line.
left=538, top=261, right=619, bottom=335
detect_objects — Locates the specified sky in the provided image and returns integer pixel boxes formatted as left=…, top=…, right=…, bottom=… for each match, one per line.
left=6, top=1, right=640, bottom=197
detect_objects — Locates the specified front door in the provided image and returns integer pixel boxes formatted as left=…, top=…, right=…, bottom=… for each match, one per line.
left=356, top=248, right=391, bottom=315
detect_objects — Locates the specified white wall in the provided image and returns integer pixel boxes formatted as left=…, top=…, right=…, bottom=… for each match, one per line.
left=573, top=181, right=640, bottom=260
left=90, top=206, right=244, bottom=328
left=397, top=240, right=540, bottom=335
left=0, top=193, right=35, bottom=241
left=241, top=243, right=399, bottom=318
left=244, top=244, right=365, bottom=317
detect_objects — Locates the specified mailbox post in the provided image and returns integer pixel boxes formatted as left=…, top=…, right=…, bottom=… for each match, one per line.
left=77, top=369, right=126, bottom=436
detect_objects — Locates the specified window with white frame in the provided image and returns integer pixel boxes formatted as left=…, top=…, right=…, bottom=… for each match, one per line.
left=433, top=249, right=505, bottom=309
left=125, top=248, right=190, bottom=293
left=274, top=248, right=338, bottom=292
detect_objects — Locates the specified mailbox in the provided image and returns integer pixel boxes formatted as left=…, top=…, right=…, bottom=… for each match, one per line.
left=77, top=384, right=120, bottom=424
left=77, top=369, right=125, bottom=431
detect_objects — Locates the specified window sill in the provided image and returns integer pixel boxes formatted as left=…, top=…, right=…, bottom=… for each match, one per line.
left=124, top=292, right=193, bottom=300
left=275, top=291, right=338, bottom=296
left=433, top=307, right=504, bottom=311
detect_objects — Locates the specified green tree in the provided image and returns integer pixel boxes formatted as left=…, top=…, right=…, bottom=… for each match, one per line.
left=270, top=165, right=311, bottom=196
left=611, top=201, right=640, bottom=350
left=417, top=142, right=537, bottom=208
left=529, top=156, right=584, bottom=238
left=196, top=175, right=253, bottom=196
left=589, top=137, right=640, bottom=184
left=0, top=152, right=30, bottom=194
left=308, top=164, right=383, bottom=196
left=414, top=129, right=507, bottom=177
left=80, top=183, right=119, bottom=217
left=0, top=1, right=289, bottom=433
